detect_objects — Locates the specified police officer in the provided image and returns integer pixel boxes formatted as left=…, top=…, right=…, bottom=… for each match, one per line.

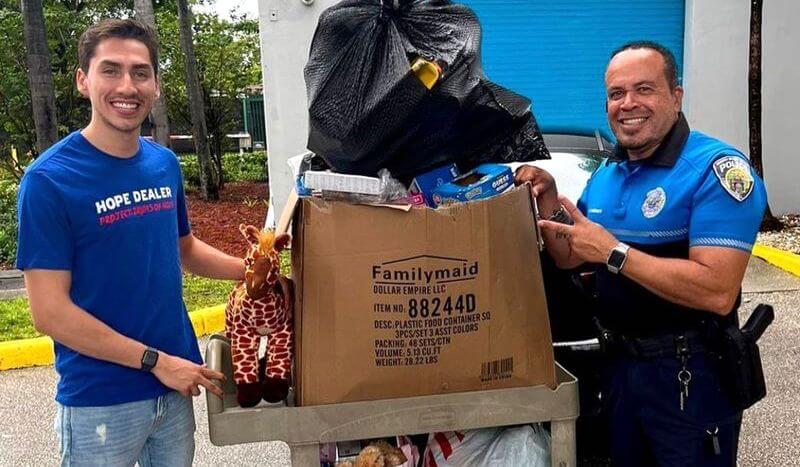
left=516, top=41, right=767, bottom=466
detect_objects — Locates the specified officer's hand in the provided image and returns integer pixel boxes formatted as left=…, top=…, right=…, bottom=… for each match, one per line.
left=514, top=165, right=557, bottom=200
left=538, top=194, right=619, bottom=264
left=152, top=352, right=226, bottom=398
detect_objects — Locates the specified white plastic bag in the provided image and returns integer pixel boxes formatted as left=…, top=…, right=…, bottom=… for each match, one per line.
left=423, top=424, right=550, bottom=467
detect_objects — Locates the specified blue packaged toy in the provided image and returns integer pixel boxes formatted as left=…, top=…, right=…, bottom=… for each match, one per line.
left=431, top=164, right=513, bottom=207
left=409, top=163, right=460, bottom=207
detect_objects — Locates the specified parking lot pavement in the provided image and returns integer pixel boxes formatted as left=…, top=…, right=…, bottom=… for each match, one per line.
left=0, top=337, right=292, bottom=467
left=738, top=289, right=800, bottom=466
left=1, top=258, right=798, bottom=466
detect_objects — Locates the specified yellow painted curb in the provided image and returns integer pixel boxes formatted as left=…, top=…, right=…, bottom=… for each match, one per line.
left=0, top=305, right=226, bottom=371
left=189, top=304, right=226, bottom=336
left=753, top=244, right=800, bottom=278
left=0, top=337, right=54, bottom=371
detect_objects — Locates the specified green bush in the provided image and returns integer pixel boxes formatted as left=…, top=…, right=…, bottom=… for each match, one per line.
left=179, top=156, right=201, bottom=187
left=0, top=179, right=18, bottom=267
left=179, top=151, right=268, bottom=188
left=223, top=151, right=268, bottom=183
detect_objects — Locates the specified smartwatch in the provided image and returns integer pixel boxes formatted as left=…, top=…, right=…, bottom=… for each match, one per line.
left=606, top=242, right=630, bottom=274
left=141, top=347, right=159, bottom=372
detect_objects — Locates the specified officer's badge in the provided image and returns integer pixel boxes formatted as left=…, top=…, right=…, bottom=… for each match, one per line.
left=713, top=156, right=754, bottom=202
left=642, top=187, right=667, bottom=218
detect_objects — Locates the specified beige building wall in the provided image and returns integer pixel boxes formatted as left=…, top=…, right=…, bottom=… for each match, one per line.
left=684, top=0, right=799, bottom=214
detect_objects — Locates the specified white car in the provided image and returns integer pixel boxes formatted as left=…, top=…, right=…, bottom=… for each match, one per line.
left=506, top=132, right=609, bottom=203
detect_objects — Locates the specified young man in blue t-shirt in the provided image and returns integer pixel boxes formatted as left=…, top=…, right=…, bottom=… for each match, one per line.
left=17, top=19, right=248, bottom=465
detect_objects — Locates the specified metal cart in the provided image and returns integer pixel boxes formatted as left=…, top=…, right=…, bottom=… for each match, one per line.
left=205, top=335, right=579, bottom=466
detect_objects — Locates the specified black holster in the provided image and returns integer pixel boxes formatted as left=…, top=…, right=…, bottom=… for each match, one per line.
left=712, top=304, right=774, bottom=411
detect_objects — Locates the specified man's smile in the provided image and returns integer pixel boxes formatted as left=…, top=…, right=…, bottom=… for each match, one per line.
left=110, top=100, right=141, bottom=115
left=619, top=116, right=649, bottom=128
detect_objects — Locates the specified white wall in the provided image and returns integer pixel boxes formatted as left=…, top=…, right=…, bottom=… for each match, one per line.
left=684, top=0, right=799, bottom=214
left=257, top=0, right=339, bottom=223
left=762, top=0, right=800, bottom=214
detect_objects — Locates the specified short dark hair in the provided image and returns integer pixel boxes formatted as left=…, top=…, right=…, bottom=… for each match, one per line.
left=610, top=41, right=679, bottom=90
left=78, top=19, right=159, bottom=76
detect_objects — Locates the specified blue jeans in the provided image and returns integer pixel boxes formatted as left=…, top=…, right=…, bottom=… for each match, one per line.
left=55, top=391, right=195, bottom=467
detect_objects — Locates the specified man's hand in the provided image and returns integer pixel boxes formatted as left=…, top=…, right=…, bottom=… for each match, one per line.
left=538, top=194, right=619, bottom=264
left=514, top=165, right=557, bottom=200
left=278, top=275, right=294, bottom=320
left=152, top=353, right=226, bottom=398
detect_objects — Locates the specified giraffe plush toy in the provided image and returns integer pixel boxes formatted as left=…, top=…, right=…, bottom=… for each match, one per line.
left=225, top=224, right=293, bottom=407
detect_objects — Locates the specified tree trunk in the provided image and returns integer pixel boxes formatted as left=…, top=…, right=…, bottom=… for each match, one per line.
left=208, top=97, right=226, bottom=189
left=176, top=0, right=219, bottom=200
left=214, top=135, right=225, bottom=189
left=134, top=0, right=171, bottom=148
left=20, top=0, right=58, bottom=154
left=748, top=0, right=782, bottom=231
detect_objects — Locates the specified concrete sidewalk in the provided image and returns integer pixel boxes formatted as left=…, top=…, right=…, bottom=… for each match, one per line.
left=0, top=270, right=25, bottom=300
left=1, top=257, right=798, bottom=466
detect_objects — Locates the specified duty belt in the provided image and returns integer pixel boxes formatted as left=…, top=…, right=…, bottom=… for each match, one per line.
left=598, top=328, right=709, bottom=359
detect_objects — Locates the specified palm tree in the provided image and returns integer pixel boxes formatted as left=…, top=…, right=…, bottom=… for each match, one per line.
left=176, top=0, right=219, bottom=200
left=748, top=0, right=782, bottom=231
left=134, top=0, right=171, bottom=148
left=20, top=0, right=58, bottom=154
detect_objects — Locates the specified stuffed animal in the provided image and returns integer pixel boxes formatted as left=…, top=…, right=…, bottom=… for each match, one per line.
left=336, top=441, right=408, bottom=467
left=225, top=224, right=293, bottom=407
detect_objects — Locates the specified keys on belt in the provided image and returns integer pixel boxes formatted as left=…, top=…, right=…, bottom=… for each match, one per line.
left=597, top=326, right=706, bottom=412
left=675, top=335, right=692, bottom=412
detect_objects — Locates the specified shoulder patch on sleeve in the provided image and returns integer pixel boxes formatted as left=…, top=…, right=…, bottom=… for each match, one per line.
left=712, top=155, right=754, bottom=202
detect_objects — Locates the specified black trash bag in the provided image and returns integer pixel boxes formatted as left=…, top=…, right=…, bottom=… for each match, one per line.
left=299, top=151, right=330, bottom=174
left=304, top=0, right=549, bottom=181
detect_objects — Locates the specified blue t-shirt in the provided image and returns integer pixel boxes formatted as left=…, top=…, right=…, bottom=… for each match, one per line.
left=16, top=131, right=202, bottom=407
left=577, top=118, right=767, bottom=336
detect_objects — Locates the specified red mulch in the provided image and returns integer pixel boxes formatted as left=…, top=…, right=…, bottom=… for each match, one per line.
left=186, top=182, right=270, bottom=258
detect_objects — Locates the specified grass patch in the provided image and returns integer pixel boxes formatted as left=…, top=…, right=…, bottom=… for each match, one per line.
left=280, top=250, right=291, bottom=276
left=0, top=297, right=41, bottom=341
left=0, top=273, right=240, bottom=342
left=182, top=273, right=235, bottom=312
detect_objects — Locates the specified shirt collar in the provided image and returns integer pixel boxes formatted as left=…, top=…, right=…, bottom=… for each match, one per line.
left=610, top=112, right=690, bottom=167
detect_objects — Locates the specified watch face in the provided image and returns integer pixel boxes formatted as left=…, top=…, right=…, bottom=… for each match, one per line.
left=142, top=350, right=158, bottom=368
left=609, top=249, right=626, bottom=268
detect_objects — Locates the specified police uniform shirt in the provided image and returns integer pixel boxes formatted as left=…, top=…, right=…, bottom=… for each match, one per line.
left=577, top=114, right=768, bottom=337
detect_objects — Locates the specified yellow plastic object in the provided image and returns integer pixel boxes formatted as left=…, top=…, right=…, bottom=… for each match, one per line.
left=410, top=57, right=441, bottom=90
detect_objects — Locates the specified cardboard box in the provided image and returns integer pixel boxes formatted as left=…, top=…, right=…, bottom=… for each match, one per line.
left=292, top=186, right=556, bottom=406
